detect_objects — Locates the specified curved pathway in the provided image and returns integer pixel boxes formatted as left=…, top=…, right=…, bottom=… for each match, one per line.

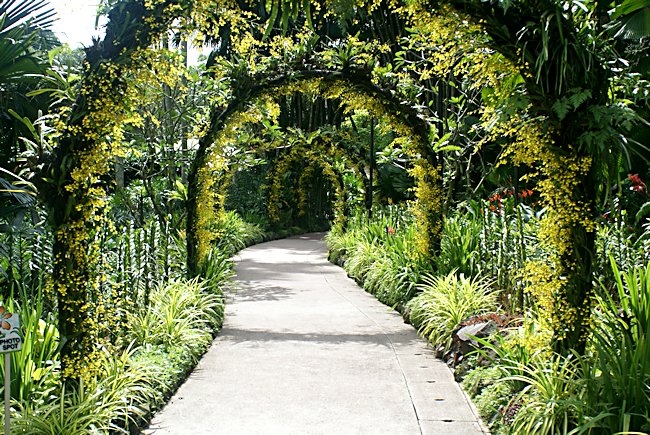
left=147, top=234, right=485, bottom=434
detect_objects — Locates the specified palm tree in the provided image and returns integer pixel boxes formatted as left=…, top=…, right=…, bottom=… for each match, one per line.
left=0, top=0, right=56, bottom=165
left=0, top=0, right=55, bottom=299
left=611, top=0, right=650, bottom=39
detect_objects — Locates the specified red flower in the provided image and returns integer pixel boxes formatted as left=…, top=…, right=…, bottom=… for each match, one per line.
left=489, top=193, right=503, bottom=203
left=628, top=174, right=646, bottom=192
left=629, top=174, right=643, bottom=185
left=519, top=189, right=534, bottom=198
left=387, top=226, right=395, bottom=235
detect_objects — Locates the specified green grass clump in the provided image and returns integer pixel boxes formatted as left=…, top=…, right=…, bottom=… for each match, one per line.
left=407, top=271, right=497, bottom=351
left=325, top=205, right=432, bottom=309
left=127, top=278, right=224, bottom=356
left=14, top=348, right=154, bottom=434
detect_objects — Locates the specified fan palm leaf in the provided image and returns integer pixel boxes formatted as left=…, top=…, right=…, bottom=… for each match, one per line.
left=0, top=0, right=55, bottom=83
left=611, top=0, right=650, bottom=39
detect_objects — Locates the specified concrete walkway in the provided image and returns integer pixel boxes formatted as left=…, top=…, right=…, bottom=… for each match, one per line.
left=147, top=234, right=485, bottom=435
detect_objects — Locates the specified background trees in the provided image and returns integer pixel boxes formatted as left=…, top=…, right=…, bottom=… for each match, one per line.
left=0, top=0, right=648, bottom=432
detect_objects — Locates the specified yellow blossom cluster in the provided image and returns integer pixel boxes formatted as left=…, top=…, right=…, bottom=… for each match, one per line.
left=51, top=36, right=193, bottom=379
left=409, top=159, right=443, bottom=257
left=497, top=118, right=595, bottom=346
left=266, top=137, right=348, bottom=229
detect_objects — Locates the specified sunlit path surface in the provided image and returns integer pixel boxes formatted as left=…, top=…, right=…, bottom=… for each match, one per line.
left=147, top=234, right=485, bottom=435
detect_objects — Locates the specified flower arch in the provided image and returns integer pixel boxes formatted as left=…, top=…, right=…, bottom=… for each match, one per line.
left=265, top=134, right=347, bottom=228
left=186, top=71, right=442, bottom=274
left=43, top=2, right=442, bottom=378
left=42, top=0, right=618, bottom=379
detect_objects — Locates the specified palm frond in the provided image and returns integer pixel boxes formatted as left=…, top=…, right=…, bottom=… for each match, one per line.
left=0, top=0, right=56, bottom=33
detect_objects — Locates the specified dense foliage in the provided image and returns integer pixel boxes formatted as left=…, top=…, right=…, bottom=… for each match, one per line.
left=0, top=0, right=648, bottom=432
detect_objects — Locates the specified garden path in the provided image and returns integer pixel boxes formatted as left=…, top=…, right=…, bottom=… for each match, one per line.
left=146, top=234, right=485, bottom=435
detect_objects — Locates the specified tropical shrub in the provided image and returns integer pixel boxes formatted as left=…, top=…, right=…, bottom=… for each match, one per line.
left=213, top=211, right=266, bottom=257
left=438, top=200, right=543, bottom=311
left=596, top=217, right=650, bottom=285
left=127, top=278, right=224, bottom=355
left=462, top=259, right=650, bottom=434
left=580, top=258, right=650, bottom=433
left=14, top=348, right=154, bottom=434
left=325, top=205, right=433, bottom=308
left=0, top=205, right=259, bottom=432
left=130, top=344, right=197, bottom=408
left=462, top=364, right=516, bottom=431
left=407, top=272, right=497, bottom=351
left=0, top=285, right=59, bottom=404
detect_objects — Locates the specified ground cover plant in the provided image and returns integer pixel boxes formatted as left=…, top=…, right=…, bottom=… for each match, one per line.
left=0, top=0, right=649, bottom=432
left=0, top=209, right=259, bottom=432
left=326, top=202, right=650, bottom=434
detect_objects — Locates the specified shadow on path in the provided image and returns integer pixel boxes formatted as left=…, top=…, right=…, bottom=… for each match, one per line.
left=147, top=233, right=486, bottom=435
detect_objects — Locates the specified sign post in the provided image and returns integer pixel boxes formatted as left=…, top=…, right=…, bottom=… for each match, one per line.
left=0, top=307, right=21, bottom=435
left=4, top=352, right=8, bottom=435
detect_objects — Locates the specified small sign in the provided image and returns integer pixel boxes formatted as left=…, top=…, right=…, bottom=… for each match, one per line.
left=0, top=307, right=21, bottom=353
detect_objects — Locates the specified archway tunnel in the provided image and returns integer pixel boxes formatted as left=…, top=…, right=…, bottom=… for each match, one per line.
left=1, top=2, right=648, bottom=431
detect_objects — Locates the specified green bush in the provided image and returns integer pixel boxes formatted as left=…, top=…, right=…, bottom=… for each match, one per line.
left=15, top=348, right=154, bottom=435
left=201, top=248, right=235, bottom=294
left=131, top=344, right=197, bottom=408
left=437, top=213, right=482, bottom=277
left=214, top=211, right=266, bottom=257
left=463, top=259, right=650, bottom=434
left=437, top=201, right=542, bottom=311
left=578, top=258, right=650, bottom=433
left=325, top=227, right=356, bottom=265
left=127, top=278, right=224, bottom=355
left=0, top=286, right=59, bottom=405
left=502, top=353, right=588, bottom=435
left=407, top=271, right=497, bottom=351
left=325, top=205, right=432, bottom=308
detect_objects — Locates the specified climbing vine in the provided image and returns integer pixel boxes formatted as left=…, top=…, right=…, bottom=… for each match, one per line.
left=265, top=133, right=348, bottom=230
left=47, top=0, right=626, bottom=377
left=495, top=117, right=595, bottom=349
left=48, top=46, right=188, bottom=379
left=187, top=74, right=438, bottom=270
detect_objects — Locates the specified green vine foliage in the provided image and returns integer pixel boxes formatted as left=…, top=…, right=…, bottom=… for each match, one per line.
left=43, top=0, right=259, bottom=380
left=38, top=0, right=646, bottom=380
left=264, top=131, right=349, bottom=231
left=187, top=74, right=439, bottom=272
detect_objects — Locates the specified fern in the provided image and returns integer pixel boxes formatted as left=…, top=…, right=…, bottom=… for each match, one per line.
left=551, top=88, right=593, bottom=120
left=567, top=88, right=592, bottom=110
left=552, top=98, right=571, bottom=120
